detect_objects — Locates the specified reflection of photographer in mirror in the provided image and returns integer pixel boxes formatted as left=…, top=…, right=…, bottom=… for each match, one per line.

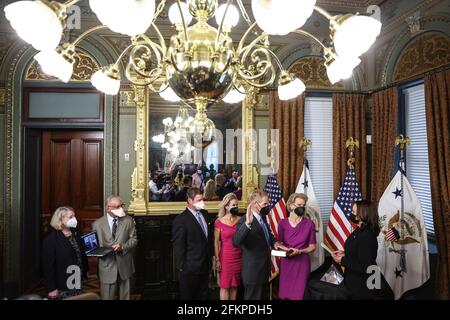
left=192, top=165, right=204, bottom=191
left=161, top=174, right=175, bottom=202
left=149, top=172, right=163, bottom=201
left=174, top=167, right=184, bottom=191
left=208, top=164, right=217, bottom=179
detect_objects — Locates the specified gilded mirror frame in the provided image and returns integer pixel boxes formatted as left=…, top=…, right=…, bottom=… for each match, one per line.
left=127, top=84, right=260, bottom=215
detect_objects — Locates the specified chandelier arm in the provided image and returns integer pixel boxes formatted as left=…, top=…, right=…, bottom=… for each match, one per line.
left=130, top=42, right=163, bottom=70
left=238, top=46, right=275, bottom=83
left=126, top=43, right=164, bottom=81
left=214, top=0, right=233, bottom=49
left=236, top=0, right=256, bottom=30
left=125, top=65, right=154, bottom=86
left=65, top=0, right=81, bottom=7
left=238, top=66, right=276, bottom=88
left=292, top=29, right=327, bottom=51
left=236, top=22, right=259, bottom=55
left=128, top=61, right=163, bottom=82
left=72, top=25, right=109, bottom=47
left=113, top=42, right=146, bottom=68
left=264, top=48, right=284, bottom=71
left=140, top=32, right=165, bottom=57
left=238, top=62, right=272, bottom=82
left=313, top=5, right=333, bottom=21
left=175, top=0, right=189, bottom=43
left=152, top=0, right=167, bottom=23
left=239, top=33, right=268, bottom=63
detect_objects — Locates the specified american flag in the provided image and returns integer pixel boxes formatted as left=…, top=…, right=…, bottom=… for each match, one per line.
left=385, top=227, right=400, bottom=242
left=263, top=174, right=287, bottom=278
left=325, top=168, right=362, bottom=251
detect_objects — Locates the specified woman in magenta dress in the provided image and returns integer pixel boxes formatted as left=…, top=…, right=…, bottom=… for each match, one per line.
left=214, top=193, right=242, bottom=300
left=278, top=193, right=317, bottom=300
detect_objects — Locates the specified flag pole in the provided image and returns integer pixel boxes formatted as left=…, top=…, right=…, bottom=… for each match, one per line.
left=395, top=135, right=411, bottom=273
left=300, top=137, right=311, bottom=175
left=345, top=137, right=359, bottom=170
left=395, top=134, right=411, bottom=229
left=346, top=137, right=360, bottom=238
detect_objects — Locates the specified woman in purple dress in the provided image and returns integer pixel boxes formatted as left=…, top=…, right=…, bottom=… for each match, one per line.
left=278, top=193, right=317, bottom=300
left=214, top=193, right=242, bottom=300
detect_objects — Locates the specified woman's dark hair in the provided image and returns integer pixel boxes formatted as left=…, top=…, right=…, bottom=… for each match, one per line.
left=354, top=200, right=380, bottom=235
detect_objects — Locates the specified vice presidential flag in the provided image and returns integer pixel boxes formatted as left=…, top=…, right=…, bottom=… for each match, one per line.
left=295, top=159, right=324, bottom=271
left=264, top=174, right=287, bottom=278
left=376, top=169, right=430, bottom=299
left=325, top=168, right=362, bottom=251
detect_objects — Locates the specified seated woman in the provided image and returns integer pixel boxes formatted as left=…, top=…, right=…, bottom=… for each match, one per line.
left=42, top=206, right=88, bottom=299
left=308, top=200, right=380, bottom=300
left=278, top=193, right=317, bottom=300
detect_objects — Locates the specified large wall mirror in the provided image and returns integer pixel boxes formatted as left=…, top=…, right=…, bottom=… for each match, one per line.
left=127, top=85, right=260, bottom=215
left=148, top=94, right=242, bottom=200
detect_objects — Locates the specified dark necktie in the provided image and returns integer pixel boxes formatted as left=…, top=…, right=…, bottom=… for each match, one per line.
left=258, top=216, right=270, bottom=244
left=112, top=218, right=117, bottom=239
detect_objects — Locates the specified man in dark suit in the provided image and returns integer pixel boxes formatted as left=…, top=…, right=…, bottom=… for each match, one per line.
left=233, top=190, right=288, bottom=300
left=172, top=187, right=213, bottom=299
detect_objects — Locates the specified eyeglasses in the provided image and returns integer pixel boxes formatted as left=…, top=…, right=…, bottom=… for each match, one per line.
left=108, top=203, right=124, bottom=209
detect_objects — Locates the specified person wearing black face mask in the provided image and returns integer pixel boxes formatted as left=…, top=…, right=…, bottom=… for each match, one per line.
left=232, top=190, right=288, bottom=300
left=214, top=193, right=242, bottom=300
left=277, top=193, right=317, bottom=300
left=306, top=200, right=380, bottom=300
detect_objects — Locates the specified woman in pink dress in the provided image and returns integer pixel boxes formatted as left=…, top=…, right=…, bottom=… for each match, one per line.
left=278, top=193, right=317, bottom=300
left=214, top=193, right=242, bottom=300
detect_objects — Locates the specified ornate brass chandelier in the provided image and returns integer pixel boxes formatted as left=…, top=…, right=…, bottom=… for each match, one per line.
left=5, top=0, right=382, bottom=134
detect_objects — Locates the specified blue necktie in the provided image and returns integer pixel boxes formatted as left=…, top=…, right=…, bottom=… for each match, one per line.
left=258, top=216, right=270, bottom=244
left=196, top=212, right=208, bottom=238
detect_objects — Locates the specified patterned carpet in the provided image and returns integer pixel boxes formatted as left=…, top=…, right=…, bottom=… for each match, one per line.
left=29, top=275, right=142, bottom=300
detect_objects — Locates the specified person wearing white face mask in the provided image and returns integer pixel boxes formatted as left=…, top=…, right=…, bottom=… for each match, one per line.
left=42, top=206, right=88, bottom=299
left=93, top=195, right=138, bottom=300
left=172, top=187, right=214, bottom=299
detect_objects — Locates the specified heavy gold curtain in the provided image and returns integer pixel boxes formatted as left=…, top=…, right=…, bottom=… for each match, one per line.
left=332, top=93, right=368, bottom=198
left=269, top=91, right=305, bottom=199
left=370, top=88, right=399, bottom=203
left=425, top=69, right=450, bottom=299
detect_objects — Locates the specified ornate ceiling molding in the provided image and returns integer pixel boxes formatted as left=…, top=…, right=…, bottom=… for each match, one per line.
left=25, top=47, right=100, bottom=81
left=393, top=31, right=450, bottom=82
left=288, top=56, right=344, bottom=89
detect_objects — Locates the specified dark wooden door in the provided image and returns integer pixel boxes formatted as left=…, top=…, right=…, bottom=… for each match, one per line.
left=22, top=128, right=42, bottom=292
left=41, top=130, right=104, bottom=234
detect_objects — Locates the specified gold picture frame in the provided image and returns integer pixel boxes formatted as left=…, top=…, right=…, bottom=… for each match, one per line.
left=127, top=84, right=260, bottom=215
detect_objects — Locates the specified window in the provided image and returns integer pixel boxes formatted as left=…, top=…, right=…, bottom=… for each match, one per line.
left=304, top=96, right=334, bottom=224
left=204, top=141, right=219, bottom=172
left=403, top=83, right=435, bottom=236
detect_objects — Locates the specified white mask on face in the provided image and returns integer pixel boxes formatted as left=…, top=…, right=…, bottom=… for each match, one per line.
left=66, top=217, right=78, bottom=229
left=194, top=200, right=205, bottom=210
left=111, top=207, right=126, bottom=217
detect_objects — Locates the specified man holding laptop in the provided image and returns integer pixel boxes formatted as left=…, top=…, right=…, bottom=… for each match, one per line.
left=92, top=195, right=138, bottom=300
